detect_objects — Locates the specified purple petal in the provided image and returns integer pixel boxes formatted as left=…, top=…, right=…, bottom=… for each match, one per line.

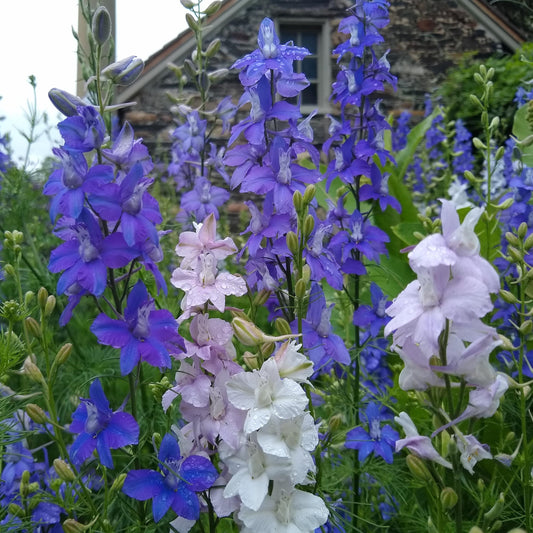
left=70, top=432, right=96, bottom=465
left=180, top=455, right=218, bottom=491
left=171, top=484, right=200, bottom=520
left=96, top=432, right=114, bottom=468
left=158, top=433, right=180, bottom=463
left=120, top=338, right=141, bottom=375
left=105, top=412, right=139, bottom=448
left=91, top=314, right=132, bottom=347
left=89, top=379, right=110, bottom=412
left=152, top=487, right=175, bottom=522
left=123, top=469, right=164, bottom=501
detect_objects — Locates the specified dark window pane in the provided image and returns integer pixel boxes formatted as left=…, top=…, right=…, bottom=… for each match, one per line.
left=301, top=31, right=318, bottom=54
left=302, top=83, right=317, bottom=105
left=302, top=58, right=317, bottom=80
left=279, top=26, right=298, bottom=45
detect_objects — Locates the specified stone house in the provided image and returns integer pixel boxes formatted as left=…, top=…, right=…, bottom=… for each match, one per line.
left=115, top=0, right=526, bottom=158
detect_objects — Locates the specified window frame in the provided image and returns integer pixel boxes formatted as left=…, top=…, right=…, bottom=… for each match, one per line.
left=276, top=19, right=331, bottom=114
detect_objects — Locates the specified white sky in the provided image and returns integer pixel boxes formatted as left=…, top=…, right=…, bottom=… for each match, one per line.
left=0, top=1, right=187, bottom=168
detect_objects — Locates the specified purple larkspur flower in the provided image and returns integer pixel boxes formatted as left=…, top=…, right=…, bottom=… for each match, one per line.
left=232, top=17, right=310, bottom=95
left=69, top=378, right=139, bottom=468
left=359, top=163, right=401, bottom=213
left=123, top=433, right=218, bottom=522
left=58, top=105, right=105, bottom=152
left=180, top=177, right=230, bottom=221
left=44, top=147, right=114, bottom=221
left=345, top=402, right=399, bottom=464
left=352, top=282, right=391, bottom=337
left=296, top=283, right=351, bottom=373
left=48, top=209, right=139, bottom=297
left=91, top=281, right=181, bottom=375
left=88, top=162, right=162, bottom=247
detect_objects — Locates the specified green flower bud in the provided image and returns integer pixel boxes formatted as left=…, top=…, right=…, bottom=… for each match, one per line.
left=518, top=221, right=528, bottom=240
left=180, top=0, right=195, bottom=7
left=295, top=278, right=307, bottom=299
left=101, top=56, right=144, bottom=86
left=496, top=198, right=513, bottom=210
left=26, top=403, right=48, bottom=425
left=185, top=12, right=199, bottom=31
left=293, top=190, right=304, bottom=212
left=519, top=319, right=532, bottom=336
left=484, top=492, right=504, bottom=522
left=22, top=356, right=45, bottom=384
left=303, top=184, right=316, bottom=205
left=507, top=246, right=523, bottom=263
left=53, top=458, right=76, bottom=482
left=253, top=289, right=271, bottom=306
left=8, top=503, right=24, bottom=518
left=474, top=72, right=484, bottom=84
left=44, top=295, right=56, bottom=317
left=524, top=232, right=533, bottom=250
left=208, top=68, right=229, bottom=82
left=303, top=214, right=315, bottom=239
left=406, top=454, right=433, bottom=482
left=275, top=317, right=292, bottom=336
left=489, top=116, right=500, bottom=131
left=243, top=351, right=260, bottom=370
left=468, top=527, right=484, bottom=533
left=203, top=1, right=223, bottom=15
left=205, top=38, right=221, bottom=59
left=328, top=413, right=342, bottom=432
left=12, top=230, right=24, bottom=244
left=3, top=264, right=15, bottom=277
left=63, top=519, right=88, bottom=533
left=20, top=470, right=31, bottom=497
left=37, top=287, right=49, bottom=310
left=24, top=291, right=35, bottom=307
left=54, top=343, right=73, bottom=366
left=48, top=88, right=86, bottom=117
left=494, top=145, right=505, bottom=161
left=260, top=342, right=275, bottom=357
left=505, top=232, right=520, bottom=246
left=473, top=137, right=486, bottom=150
left=110, top=472, right=127, bottom=493
left=440, top=487, right=458, bottom=510
left=286, top=231, right=299, bottom=255
left=25, top=317, right=42, bottom=339
left=92, top=6, right=112, bottom=46
left=183, top=59, right=197, bottom=78
left=301, top=264, right=311, bottom=284
left=499, top=289, right=519, bottom=304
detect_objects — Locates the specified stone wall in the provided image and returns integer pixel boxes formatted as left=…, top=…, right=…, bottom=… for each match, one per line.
left=118, top=0, right=509, bottom=159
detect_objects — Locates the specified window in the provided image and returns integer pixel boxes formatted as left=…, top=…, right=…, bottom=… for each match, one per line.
left=278, top=22, right=330, bottom=112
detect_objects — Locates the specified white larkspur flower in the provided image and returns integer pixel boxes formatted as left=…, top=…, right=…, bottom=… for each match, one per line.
left=456, top=434, right=492, bottom=474
left=239, top=482, right=329, bottom=533
left=273, top=340, right=314, bottom=383
left=226, top=357, right=308, bottom=434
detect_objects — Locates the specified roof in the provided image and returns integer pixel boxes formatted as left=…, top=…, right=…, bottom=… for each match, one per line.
left=117, top=0, right=526, bottom=105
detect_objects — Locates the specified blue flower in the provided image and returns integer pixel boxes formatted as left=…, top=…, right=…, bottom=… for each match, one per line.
left=58, top=105, right=105, bottom=152
left=91, top=280, right=181, bottom=375
left=296, top=283, right=351, bottom=374
left=48, top=209, right=139, bottom=297
left=180, top=177, right=230, bottom=222
left=69, top=378, right=139, bottom=469
left=123, top=433, right=218, bottom=522
left=345, top=402, right=399, bottom=464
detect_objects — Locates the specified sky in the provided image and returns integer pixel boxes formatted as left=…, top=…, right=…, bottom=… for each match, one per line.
left=0, top=1, right=188, bottom=168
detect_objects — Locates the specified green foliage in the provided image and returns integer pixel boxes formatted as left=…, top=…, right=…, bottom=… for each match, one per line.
left=439, top=43, right=533, bottom=142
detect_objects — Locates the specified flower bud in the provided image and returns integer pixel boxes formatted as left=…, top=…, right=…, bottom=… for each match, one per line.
left=44, top=295, right=56, bottom=317
left=253, top=289, right=271, bottom=307
left=110, top=472, right=127, bottom=493
left=183, top=59, right=197, bottom=78
left=519, top=319, right=532, bottom=336
left=496, top=198, right=513, bottom=211
left=440, top=487, right=458, bottom=510
left=8, top=503, right=24, bottom=518
left=507, top=246, right=523, bottom=263
left=22, top=356, right=45, bottom=384
left=20, top=470, right=31, bottom=497
left=498, top=334, right=515, bottom=351
left=406, top=454, right=433, bottom=482
left=101, top=56, right=144, bottom=86
left=48, top=88, right=86, bottom=117
left=275, top=317, right=292, bottom=336
left=293, top=190, right=304, bottom=212
left=205, top=38, right=221, bottom=59
left=63, top=519, right=88, bottom=533
left=243, top=351, right=260, bottom=370
left=301, top=264, right=311, bottom=284
left=499, top=289, right=519, bottom=304
left=489, top=116, right=500, bottom=131
left=473, top=137, right=486, bottom=150
left=54, top=343, right=73, bottom=367
left=25, top=317, right=42, bottom=339
left=24, top=291, right=35, bottom=308
left=328, top=413, right=343, bottom=432
left=92, top=5, right=112, bottom=45
left=208, top=68, right=229, bottom=82
left=286, top=231, right=299, bottom=255
left=233, top=317, right=267, bottom=346
left=295, top=278, right=307, bottom=299
left=483, top=492, right=505, bottom=523
left=518, top=221, right=528, bottom=240
left=259, top=342, right=275, bottom=357
left=180, top=0, right=195, bottom=7
left=494, top=145, right=505, bottom=161
left=37, top=287, right=49, bottom=311
left=54, top=458, right=76, bottom=482
left=468, top=527, right=484, bottom=533
left=3, top=264, right=15, bottom=278
left=185, top=12, right=199, bottom=31
left=26, top=403, right=48, bottom=424
left=303, top=184, right=316, bottom=205
left=203, top=1, right=223, bottom=15
left=505, top=232, right=520, bottom=246
left=303, top=214, right=315, bottom=238
left=524, top=232, right=533, bottom=250
left=473, top=72, right=484, bottom=84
